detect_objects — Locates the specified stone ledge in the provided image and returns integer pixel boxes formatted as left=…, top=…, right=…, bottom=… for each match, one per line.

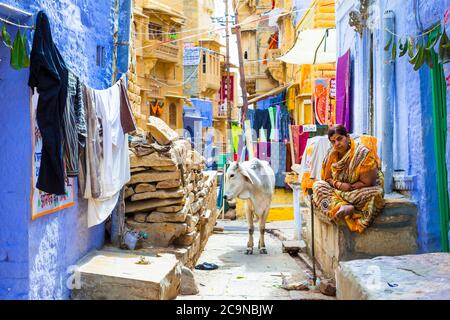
left=302, top=192, right=418, bottom=278
left=336, top=253, right=450, bottom=300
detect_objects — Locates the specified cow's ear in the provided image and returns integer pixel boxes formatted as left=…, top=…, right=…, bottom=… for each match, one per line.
left=239, top=167, right=254, bottom=185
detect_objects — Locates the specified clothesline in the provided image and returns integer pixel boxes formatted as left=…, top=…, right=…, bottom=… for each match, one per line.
left=0, top=16, right=34, bottom=29
left=384, top=19, right=442, bottom=39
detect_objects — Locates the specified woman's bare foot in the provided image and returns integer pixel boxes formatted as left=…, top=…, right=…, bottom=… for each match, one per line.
left=336, top=204, right=355, bottom=219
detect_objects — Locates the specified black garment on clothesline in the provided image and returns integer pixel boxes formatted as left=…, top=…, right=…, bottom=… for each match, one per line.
left=253, top=109, right=272, bottom=140
left=29, top=11, right=69, bottom=195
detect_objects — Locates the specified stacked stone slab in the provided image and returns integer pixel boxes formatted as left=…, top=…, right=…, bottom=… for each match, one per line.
left=125, top=116, right=214, bottom=248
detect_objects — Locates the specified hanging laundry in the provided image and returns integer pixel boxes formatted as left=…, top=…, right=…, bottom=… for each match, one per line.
left=246, top=108, right=255, bottom=128
left=119, top=77, right=137, bottom=134
left=314, top=78, right=332, bottom=125
left=253, top=109, right=272, bottom=140
left=83, top=80, right=132, bottom=228
left=231, top=122, right=242, bottom=154
left=268, top=106, right=277, bottom=141
left=278, top=106, right=291, bottom=141
left=336, top=50, right=351, bottom=130
left=257, top=141, right=271, bottom=162
left=271, top=141, right=287, bottom=187
left=28, top=11, right=69, bottom=195
left=291, top=125, right=309, bottom=165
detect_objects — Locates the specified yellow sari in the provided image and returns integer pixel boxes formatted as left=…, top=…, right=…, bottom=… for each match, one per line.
left=312, top=138, right=385, bottom=233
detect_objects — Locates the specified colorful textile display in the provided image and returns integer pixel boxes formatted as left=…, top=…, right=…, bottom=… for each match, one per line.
left=291, top=125, right=308, bottom=164
left=314, top=78, right=334, bottom=125
left=336, top=50, right=351, bottom=130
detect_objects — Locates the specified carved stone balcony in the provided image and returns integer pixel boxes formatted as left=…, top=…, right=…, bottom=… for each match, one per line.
left=267, top=49, right=285, bottom=83
left=142, top=39, right=180, bottom=64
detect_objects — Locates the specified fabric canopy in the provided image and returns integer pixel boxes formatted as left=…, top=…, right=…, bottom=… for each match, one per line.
left=277, top=28, right=336, bottom=65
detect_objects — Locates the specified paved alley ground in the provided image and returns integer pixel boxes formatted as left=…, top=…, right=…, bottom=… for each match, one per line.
left=178, top=220, right=335, bottom=300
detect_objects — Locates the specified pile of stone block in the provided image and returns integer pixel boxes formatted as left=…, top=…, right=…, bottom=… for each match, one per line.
left=125, top=116, right=215, bottom=248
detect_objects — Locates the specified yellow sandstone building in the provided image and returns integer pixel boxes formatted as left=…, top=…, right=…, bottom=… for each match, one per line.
left=128, top=0, right=187, bottom=131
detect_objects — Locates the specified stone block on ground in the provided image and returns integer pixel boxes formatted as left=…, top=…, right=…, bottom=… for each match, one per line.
left=130, top=152, right=175, bottom=168
left=180, top=265, right=199, bottom=295
left=174, top=231, right=197, bottom=246
left=156, top=179, right=182, bottom=189
left=147, top=116, right=179, bottom=145
left=133, top=213, right=148, bottom=223
left=125, top=197, right=184, bottom=214
left=146, top=209, right=188, bottom=223
left=135, top=183, right=156, bottom=193
left=131, top=188, right=185, bottom=201
left=150, top=165, right=178, bottom=172
left=125, top=186, right=135, bottom=199
left=319, top=279, right=336, bottom=296
left=186, top=214, right=200, bottom=233
left=70, top=250, right=181, bottom=300
left=131, top=167, right=147, bottom=173
left=127, top=220, right=187, bottom=247
left=129, top=171, right=180, bottom=185
left=156, top=205, right=184, bottom=213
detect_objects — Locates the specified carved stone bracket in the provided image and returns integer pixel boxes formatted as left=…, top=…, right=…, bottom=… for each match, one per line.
left=349, top=0, right=370, bottom=37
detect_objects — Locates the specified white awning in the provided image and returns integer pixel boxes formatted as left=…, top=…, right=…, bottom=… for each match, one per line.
left=277, top=28, right=336, bottom=65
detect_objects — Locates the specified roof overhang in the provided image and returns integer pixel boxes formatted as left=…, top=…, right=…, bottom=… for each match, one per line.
left=165, top=94, right=189, bottom=100
left=143, top=0, right=186, bottom=21
left=277, top=28, right=336, bottom=65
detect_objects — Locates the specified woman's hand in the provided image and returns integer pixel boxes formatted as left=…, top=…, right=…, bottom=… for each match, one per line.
left=338, top=182, right=353, bottom=192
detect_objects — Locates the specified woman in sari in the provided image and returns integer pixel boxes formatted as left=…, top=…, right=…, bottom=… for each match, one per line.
left=312, top=125, right=385, bottom=233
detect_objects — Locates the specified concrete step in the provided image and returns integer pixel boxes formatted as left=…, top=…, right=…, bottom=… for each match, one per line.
left=70, top=250, right=181, bottom=300
left=336, top=253, right=450, bottom=300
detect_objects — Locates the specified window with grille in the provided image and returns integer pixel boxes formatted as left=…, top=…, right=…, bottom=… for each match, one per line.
left=148, top=23, right=163, bottom=41
left=202, top=53, right=207, bottom=74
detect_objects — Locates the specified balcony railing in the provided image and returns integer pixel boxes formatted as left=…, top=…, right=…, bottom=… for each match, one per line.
left=142, top=39, right=179, bottom=63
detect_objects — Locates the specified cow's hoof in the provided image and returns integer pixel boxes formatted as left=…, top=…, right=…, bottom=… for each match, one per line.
left=259, top=248, right=268, bottom=254
left=245, top=249, right=253, bottom=255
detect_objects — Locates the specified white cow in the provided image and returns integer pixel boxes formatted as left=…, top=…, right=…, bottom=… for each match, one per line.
left=224, top=159, right=275, bottom=254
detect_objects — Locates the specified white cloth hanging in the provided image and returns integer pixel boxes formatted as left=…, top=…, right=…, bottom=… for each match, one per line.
left=84, top=82, right=130, bottom=228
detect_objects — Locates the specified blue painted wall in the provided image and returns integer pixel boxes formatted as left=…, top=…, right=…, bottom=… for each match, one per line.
left=336, top=0, right=450, bottom=252
left=0, top=0, right=130, bottom=299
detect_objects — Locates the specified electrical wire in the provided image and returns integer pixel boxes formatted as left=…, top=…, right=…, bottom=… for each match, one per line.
left=146, top=59, right=201, bottom=88
left=134, top=7, right=314, bottom=51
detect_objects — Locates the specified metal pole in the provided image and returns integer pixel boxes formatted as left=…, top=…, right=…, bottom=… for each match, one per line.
left=225, top=0, right=233, bottom=162
left=308, top=189, right=316, bottom=286
left=233, top=0, right=250, bottom=126
left=382, top=10, right=395, bottom=193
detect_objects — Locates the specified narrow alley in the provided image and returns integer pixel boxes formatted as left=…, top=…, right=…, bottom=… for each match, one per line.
left=1, top=0, right=450, bottom=303
left=178, top=220, right=334, bottom=300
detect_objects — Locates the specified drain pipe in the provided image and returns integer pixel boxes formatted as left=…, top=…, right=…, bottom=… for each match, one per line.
left=382, top=10, right=395, bottom=194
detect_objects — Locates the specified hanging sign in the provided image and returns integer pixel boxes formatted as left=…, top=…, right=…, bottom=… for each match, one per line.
left=303, top=124, right=317, bottom=132
left=31, top=91, right=75, bottom=220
